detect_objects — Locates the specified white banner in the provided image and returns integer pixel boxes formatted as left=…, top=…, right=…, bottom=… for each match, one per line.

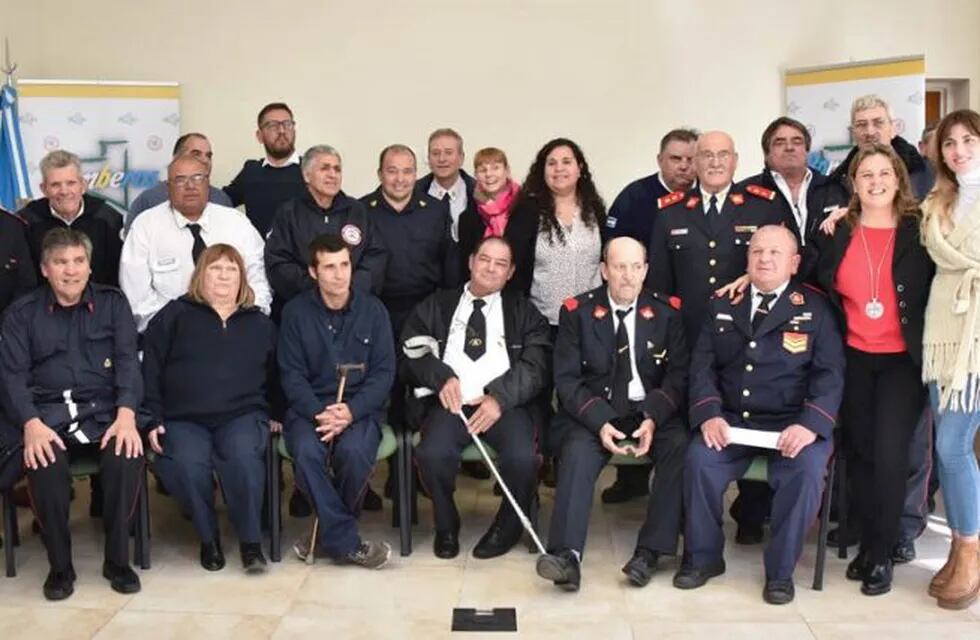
left=785, top=56, right=925, bottom=175
left=16, top=80, right=180, bottom=212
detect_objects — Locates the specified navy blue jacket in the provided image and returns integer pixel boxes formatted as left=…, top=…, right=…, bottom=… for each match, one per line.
left=416, top=170, right=476, bottom=205
left=278, top=288, right=395, bottom=423
left=603, top=172, right=673, bottom=245
left=0, top=210, right=36, bottom=314
left=223, top=160, right=307, bottom=236
left=689, top=281, right=844, bottom=440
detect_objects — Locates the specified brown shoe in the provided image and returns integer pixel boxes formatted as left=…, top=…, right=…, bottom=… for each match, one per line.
left=936, top=539, right=980, bottom=610
left=929, top=538, right=958, bottom=598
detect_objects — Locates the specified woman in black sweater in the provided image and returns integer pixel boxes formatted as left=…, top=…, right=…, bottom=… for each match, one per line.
left=144, top=244, right=277, bottom=574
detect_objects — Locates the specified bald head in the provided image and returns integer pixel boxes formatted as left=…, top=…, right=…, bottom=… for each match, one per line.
left=695, top=130, right=738, bottom=193
left=602, top=237, right=648, bottom=305
left=747, top=225, right=800, bottom=292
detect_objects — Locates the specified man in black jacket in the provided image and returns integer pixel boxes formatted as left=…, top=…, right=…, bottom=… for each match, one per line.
left=0, top=209, right=37, bottom=314
left=19, top=150, right=123, bottom=287
left=536, top=237, right=689, bottom=591
left=265, top=144, right=387, bottom=318
left=402, top=236, right=551, bottom=560
left=416, top=128, right=476, bottom=243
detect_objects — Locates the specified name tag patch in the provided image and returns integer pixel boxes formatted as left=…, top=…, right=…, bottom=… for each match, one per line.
left=670, top=228, right=689, bottom=236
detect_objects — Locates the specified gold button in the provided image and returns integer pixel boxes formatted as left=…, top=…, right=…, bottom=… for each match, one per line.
left=745, top=364, right=754, bottom=372
left=749, top=341, right=757, bottom=349
left=708, top=240, right=717, bottom=248
left=708, top=276, right=717, bottom=284
left=742, top=411, right=750, bottom=419
left=709, top=259, right=717, bottom=266
left=742, top=389, right=750, bottom=397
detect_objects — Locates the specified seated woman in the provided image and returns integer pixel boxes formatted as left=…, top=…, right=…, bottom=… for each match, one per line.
left=143, top=244, right=278, bottom=574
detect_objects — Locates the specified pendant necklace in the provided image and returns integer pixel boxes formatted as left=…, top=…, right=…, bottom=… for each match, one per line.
left=858, top=223, right=896, bottom=320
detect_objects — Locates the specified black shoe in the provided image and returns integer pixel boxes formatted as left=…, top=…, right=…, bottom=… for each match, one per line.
left=891, top=539, right=916, bottom=564
left=473, top=524, right=522, bottom=559
left=536, top=549, right=581, bottom=592
left=200, top=540, right=226, bottom=571
left=362, top=487, right=382, bottom=512
left=622, top=548, right=659, bottom=587
left=735, top=522, right=764, bottom=545
left=828, top=526, right=861, bottom=548
left=601, top=478, right=647, bottom=504
left=672, top=559, right=726, bottom=589
left=846, top=550, right=870, bottom=581
left=43, top=567, right=76, bottom=601
left=763, top=578, right=795, bottom=604
left=433, top=530, right=459, bottom=559
left=288, top=490, right=312, bottom=518
left=240, top=543, right=267, bottom=574
left=102, top=561, right=141, bottom=594
left=462, top=461, right=491, bottom=480
left=861, top=560, right=893, bottom=596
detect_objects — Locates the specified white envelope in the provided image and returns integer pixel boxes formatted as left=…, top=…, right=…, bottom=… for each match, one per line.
left=728, top=427, right=780, bottom=450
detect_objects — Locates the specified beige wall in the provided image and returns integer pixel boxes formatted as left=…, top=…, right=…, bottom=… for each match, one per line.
left=4, top=0, right=979, bottom=198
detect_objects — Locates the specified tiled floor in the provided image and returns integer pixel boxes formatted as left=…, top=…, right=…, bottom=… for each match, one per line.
left=1, top=468, right=978, bottom=639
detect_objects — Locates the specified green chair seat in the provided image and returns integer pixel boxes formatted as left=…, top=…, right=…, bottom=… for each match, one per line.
left=68, top=454, right=102, bottom=478
left=409, top=431, right=497, bottom=461
left=742, top=456, right=769, bottom=482
left=278, top=423, right=397, bottom=462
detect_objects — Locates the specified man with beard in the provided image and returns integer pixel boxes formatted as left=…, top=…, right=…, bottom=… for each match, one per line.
left=224, top=102, right=307, bottom=236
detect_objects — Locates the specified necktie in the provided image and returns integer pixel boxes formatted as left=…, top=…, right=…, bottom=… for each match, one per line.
left=611, top=308, right=633, bottom=414
left=752, top=293, right=777, bottom=333
left=187, top=223, right=206, bottom=264
left=707, top=194, right=719, bottom=216
left=707, top=194, right=723, bottom=236
left=464, top=299, right=487, bottom=361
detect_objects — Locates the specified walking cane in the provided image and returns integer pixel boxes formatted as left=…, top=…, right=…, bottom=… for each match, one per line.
left=303, top=362, right=366, bottom=565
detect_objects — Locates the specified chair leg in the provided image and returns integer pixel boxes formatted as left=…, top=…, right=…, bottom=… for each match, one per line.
left=3, top=490, right=15, bottom=577
left=837, top=451, right=848, bottom=559
left=137, top=463, right=151, bottom=570
left=268, top=434, right=281, bottom=563
left=397, top=428, right=414, bottom=557
left=813, top=454, right=836, bottom=591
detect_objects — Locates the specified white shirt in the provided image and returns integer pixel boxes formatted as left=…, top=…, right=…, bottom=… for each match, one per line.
left=120, top=201, right=272, bottom=331
left=443, top=285, right=510, bottom=403
left=49, top=200, right=85, bottom=227
left=750, top=280, right=790, bottom=321
left=700, top=184, right=732, bottom=214
left=427, top=174, right=467, bottom=242
left=771, top=169, right=813, bottom=243
left=609, top=293, right=645, bottom=402
left=261, top=151, right=301, bottom=168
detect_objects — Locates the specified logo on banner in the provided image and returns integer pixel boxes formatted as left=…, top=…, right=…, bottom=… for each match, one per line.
left=77, top=139, right=160, bottom=210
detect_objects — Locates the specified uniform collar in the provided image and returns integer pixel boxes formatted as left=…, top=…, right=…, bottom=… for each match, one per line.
left=607, top=290, right=638, bottom=315
left=699, top=183, right=732, bottom=213
left=49, top=198, right=85, bottom=226
left=750, top=280, right=790, bottom=305
left=45, top=283, right=96, bottom=314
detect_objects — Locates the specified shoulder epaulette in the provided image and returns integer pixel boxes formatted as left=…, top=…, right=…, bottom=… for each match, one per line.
left=745, top=184, right=776, bottom=201
left=657, top=191, right=684, bottom=210
left=562, top=297, right=579, bottom=312
left=802, top=282, right=828, bottom=297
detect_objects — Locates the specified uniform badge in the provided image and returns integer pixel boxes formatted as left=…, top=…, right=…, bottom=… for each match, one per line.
left=729, top=193, right=745, bottom=206
left=369, top=200, right=378, bottom=207
left=606, top=216, right=617, bottom=228
left=669, top=228, right=689, bottom=236
left=782, top=331, right=808, bottom=354
left=668, top=296, right=682, bottom=310
left=639, top=305, right=654, bottom=320
left=685, top=196, right=700, bottom=210
left=734, top=225, right=758, bottom=233
left=103, top=357, right=113, bottom=368
left=341, top=224, right=363, bottom=246
left=419, top=200, right=427, bottom=207
left=658, top=191, right=684, bottom=209
left=468, top=337, right=483, bottom=348
left=593, top=305, right=608, bottom=320
left=746, top=184, right=777, bottom=201
left=563, top=297, right=579, bottom=312
left=789, top=291, right=805, bottom=306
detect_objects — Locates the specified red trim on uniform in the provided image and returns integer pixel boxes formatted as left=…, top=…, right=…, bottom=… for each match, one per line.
left=563, top=297, right=579, bottom=312
left=805, top=401, right=836, bottom=425
left=653, top=389, right=677, bottom=410
left=668, top=296, right=682, bottom=310
left=692, top=396, right=721, bottom=409
left=577, top=397, right=601, bottom=417
left=802, top=282, right=828, bottom=297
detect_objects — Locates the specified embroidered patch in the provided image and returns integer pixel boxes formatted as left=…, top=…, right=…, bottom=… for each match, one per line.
left=593, top=305, right=608, bottom=320
left=783, top=331, right=808, bottom=354
left=685, top=197, right=700, bottom=210
left=733, top=225, right=758, bottom=233
left=563, top=297, right=579, bottom=312
left=668, top=296, right=682, bottom=310
left=639, top=305, right=654, bottom=320
left=789, top=291, right=805, bottom=306
left=658, top=191, right=684, bottom=209
left=730, top=193, right=744, bottom=206
left=341, top=224, right=363, bottom=246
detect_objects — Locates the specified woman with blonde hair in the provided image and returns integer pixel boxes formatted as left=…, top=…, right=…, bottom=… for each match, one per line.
left=921, top=108, right=980, bottom=610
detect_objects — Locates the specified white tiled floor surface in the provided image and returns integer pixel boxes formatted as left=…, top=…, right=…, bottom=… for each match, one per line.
left=0, top=467, right=977, bottom=639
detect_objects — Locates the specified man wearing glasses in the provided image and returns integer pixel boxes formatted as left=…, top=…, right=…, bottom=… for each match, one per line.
left=121, top=155, right=271, bottom=332
left=224, top=102, right=307, bottom=236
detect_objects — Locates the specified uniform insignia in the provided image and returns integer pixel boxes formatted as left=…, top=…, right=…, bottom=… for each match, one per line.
left=606, top=216, right=617, bottom=228
left=341, top=224, right=363, bottom=246
left=652, top=348, right=667, bottom=359
left=729, top=193, right=745, bottom=206
left=734, top=225, right=758, bottom=233
left=103, top=357, right=112, bottom=368
left=745, top=184, right=776, bottom=201
left=419, top=200, right=427, bottom=207
left=789, top=291, right=805, bottom=306
left=668, top=296, right=682, bottom=310
left=685, top=196, right=700, bottom=210
left=593, top=305, right=608, bottom=320
left=468, top=337, right=483, bottom=348
left=716, top=312, right=733, bottom=321
left=669, top=228, right=689, bottom=236
left=369, top=200, right=377, bottom=207
left=782, top=331, right=808, bottom=354
left=562, top=297, right=579, bottom=312
left=658, top=191, right=684, bottom=209
left=639, top=305, right=654, bottom=320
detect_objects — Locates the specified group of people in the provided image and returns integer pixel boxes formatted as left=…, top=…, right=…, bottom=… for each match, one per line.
left=0, top=95, right=977, bottom=612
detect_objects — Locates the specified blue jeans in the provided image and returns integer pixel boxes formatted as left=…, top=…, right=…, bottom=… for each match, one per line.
left=930, top=384, right=980, bottom=536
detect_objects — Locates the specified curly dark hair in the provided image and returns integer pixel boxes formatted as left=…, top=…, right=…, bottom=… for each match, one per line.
left=518, top=137, right=606, bottom=244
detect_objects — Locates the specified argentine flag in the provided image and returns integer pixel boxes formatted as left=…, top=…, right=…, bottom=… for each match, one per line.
left=0, top=83, right=31, bottom=212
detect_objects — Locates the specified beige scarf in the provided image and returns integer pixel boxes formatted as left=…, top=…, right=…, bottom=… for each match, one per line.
left=922, top=196, right=980, bottom=410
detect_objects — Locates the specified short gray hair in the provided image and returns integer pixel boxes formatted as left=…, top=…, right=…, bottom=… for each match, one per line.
left=39, top=150, right=83, bottom=182
left=850, top=94, right=895, bottom=122
left=41, top=227, right=92, bottom=264
left=301, top=145, right=342, bottom=174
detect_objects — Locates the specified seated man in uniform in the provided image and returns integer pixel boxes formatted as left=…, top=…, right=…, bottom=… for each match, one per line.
left=536, top=237, right=690, bottom=591
left=402, top=236, right=551, bottom=560
left=277, top=234, right=394, bottom=568
left=0, top=228, right=144, bottom=601
left=676, top=225, right=844, bottom=605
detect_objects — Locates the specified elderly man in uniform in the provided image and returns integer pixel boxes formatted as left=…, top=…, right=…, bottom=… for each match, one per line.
left=402, top=236, right=551, bottom=559
left=0, top=228, right=144, bottom=600
left=536, top=237, right=689, bottom=591
left=676, top=225, right=844, bottom=605
left=278, top=234, right=395, bottom=568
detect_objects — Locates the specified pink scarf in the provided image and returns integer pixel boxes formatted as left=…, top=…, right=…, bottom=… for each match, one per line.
left=475, top=180, right=520, bottom=238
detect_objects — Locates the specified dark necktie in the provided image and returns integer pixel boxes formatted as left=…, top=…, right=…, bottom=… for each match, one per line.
left=752, top=292, right=777, bottom=333
left=611, top=308, right=633, bottom=414
left=187, top=223, right=206, bottom=264
left=464, top=299, right=487, bottom=361
left=707, top=194, right=723, bottom=236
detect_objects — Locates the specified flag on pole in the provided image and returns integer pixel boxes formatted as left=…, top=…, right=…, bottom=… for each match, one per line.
left=0, top=83, right=32, bottom=212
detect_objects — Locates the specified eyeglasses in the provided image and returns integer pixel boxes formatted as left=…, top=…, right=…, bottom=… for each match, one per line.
left=852, top=118, right=889, bottom=131
left=172, top=174, right=207, bottom=188
left=260, top=119, right=295, bottom=132
left=697, top=150, right=733, bottom=163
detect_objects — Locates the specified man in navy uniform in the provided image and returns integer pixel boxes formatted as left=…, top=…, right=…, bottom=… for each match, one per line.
left=675, top=225, right=844, bottom=605
left=603, top=128, right=698, bottom=245
left=402, top=236, right=551, bottom=559
left=536, top=237, right=689, bottom=591
left=278, top=234, right=395, bottom=569
left=0, top=228, right=144, bottom=600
